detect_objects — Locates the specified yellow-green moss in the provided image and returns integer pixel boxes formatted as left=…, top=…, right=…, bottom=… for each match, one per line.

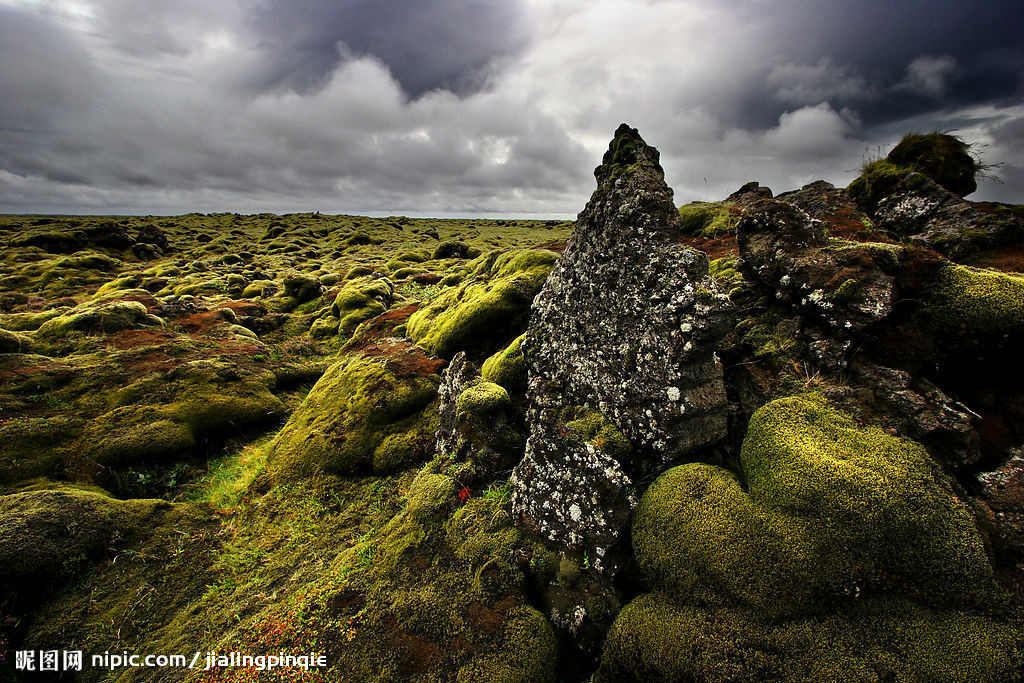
left=455, top=381, right=511, bottom=417
left=82, top=405, right=196, bottom=465
left=0, top=486, right=167, bottom=605
left=266, top=354, right=439, bottom=480
left=847, top=159, right=913, bottom=213
left=34, top=300, right=164, bottom=340
left=928, top=264, right=1024, bottom=337
left=332, top=275, right=395, bottom=336
left=679, top=201, right=738, bottom=237
left=635, top=395, right=996, bottom=617
left=0, top=328, right=34, bottom=353
left=561, top=406, right=631, bottom=463
left=407, top=249, right=556, bottom=358
left=598, top=593, right=1023, bottom=683
left=480, top=334, right=527, bottom=394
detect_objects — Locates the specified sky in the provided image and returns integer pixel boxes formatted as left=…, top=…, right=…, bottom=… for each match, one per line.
left=0, top=0, right=1022, bottom=217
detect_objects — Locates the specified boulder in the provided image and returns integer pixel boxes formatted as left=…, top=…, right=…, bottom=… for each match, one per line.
left=874, top=173, right=1024, bottom=260
left=512, top=124, right=734, bottom=559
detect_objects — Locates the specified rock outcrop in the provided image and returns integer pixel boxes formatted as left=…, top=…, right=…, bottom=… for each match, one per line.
left=511, top=124, right=734, bottom=563
left=874, top=173, right=1024, bottom=259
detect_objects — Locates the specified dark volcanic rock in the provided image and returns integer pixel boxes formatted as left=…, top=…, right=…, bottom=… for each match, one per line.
left=726, top=181, right=773, bottom=207
left=875, top=173, right=1024, bottom=260
left=511, top=124, right=734, bottom=562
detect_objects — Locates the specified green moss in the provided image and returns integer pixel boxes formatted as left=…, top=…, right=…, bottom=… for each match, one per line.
left=405, top=471, right=457, bottom=522
left=634, top=395, right=996, bottom=617
left=708, top=256, right=743, bottom=294
left=846, top=159, right=914, bottom=214
left=0, top=486, right=167, bottom=606
left=0, top=308, right=66, bottom=332
left=266, top=353, right=439, bottom=480
left=888, top=132, right=978, bottom=197
left=598, top=593, right=1023, bottom=683
left=82, top=405, right=196, bottom=465
left=455, top=381, right=511, bottom=417
left=34, top=300, right=164, bottom=340
left=679, top=201, right=739, bottom=237
left=0, top=328, right=33, bottom=353
left=928, top=264, right=1024, bottom=338
left=561, top=407, right=631, bottom=463
left=240, top=280, right=272, bottom=298
left=332, top=275, right=395, bottom=336
left=0, top=415, right=82, bottom=486
left=480, top=334, right=527, bottom=394
left=407, top=249, right=556, bottom=358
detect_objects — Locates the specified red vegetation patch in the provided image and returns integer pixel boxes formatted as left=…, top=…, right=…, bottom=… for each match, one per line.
left=963, top=243, right=1024, bottom=274
left=357, top=338, right=445, bottom=378
left=679, top=234, right=739, bottom=259
left=176, top=310, right=232, bottom=333
left=534, top=240, right=567, bottom=253
left=345, top=304, right=421, bottom=352
left=217, top=300, right=267, bottom=317
left=823, top=208, right=895, bottom=244
left=411, top=273, right=442, bottom=285
left=108, top=328, right=177, bottom=350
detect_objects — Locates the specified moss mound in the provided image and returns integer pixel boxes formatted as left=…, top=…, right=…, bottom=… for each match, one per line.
left=332, top=275, right=395, bottom=336
left=635, top=395, right=996, bottom=616
left=34, top=300, right=164, bottom=341
left=928, top=263, right=1024, bottom=338
left=602, top=395, right=1021, bottom=679
left=847, top=132, right=979, bottom=213
left=598, top=593, right=1022, bottom=682
left=266, top=352, right=440, bottom=480
left=0, top=486, right=166, bottom=606
left=481, top=333, right=527, bottom=394
left=678, top=201, right=739, bottom=237
left=407, top=249, right=556, bottom=358
left=888, top=132, right=978, bottom=198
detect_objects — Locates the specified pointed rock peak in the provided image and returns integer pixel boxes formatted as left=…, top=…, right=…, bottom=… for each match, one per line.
left=580, top=125, right=678, bottom=241
left=595, top=123, right=665, bottom=186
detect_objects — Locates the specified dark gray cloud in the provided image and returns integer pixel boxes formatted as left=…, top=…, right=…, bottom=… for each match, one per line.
left=246, top=0, right=531, bottom=97
left=0, top=0, right=1021, bottom=215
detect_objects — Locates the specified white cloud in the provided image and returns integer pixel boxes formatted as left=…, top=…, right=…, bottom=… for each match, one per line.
left=894, top=54, right=958, bottom=97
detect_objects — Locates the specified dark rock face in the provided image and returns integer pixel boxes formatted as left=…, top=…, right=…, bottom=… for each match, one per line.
left=511, top=125, right=734, bottom=561
left=726, top=181, right=773, bottom=207
left=874, top=173, right=1024, bottom=260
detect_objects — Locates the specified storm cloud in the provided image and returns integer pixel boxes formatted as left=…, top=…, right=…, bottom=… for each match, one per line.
left=0, top=0, right=1021, bottom=216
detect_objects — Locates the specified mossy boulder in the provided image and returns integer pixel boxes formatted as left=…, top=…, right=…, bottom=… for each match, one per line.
left=678, top=201, right=739, bottom=237
left=33, top=300, right=164, bottom=340
left=848, top=132, right=978, bottom=214
left=601, top=394, right=1021, bottom=680
left=635, top=395, right=996, bottom=616
left=480, top=333, right=527, bottom=395
left=407, top=249, right=557, bottom=358
left=0, top=415, right=83, bottom=487
left=927, top=264, right=1024, bottom=339
left=888, top=132, right=978, bottom=198
left=0, top=486, right=167, bottom=606
left=332, top=275, right=395, bottom=336
left=266, top=350, right=440, bottom=480
left=598, top=593, right=1023, bottom=682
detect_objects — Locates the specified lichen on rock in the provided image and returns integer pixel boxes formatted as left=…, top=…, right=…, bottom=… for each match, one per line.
left=512, top=125, right=734, bottom=564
